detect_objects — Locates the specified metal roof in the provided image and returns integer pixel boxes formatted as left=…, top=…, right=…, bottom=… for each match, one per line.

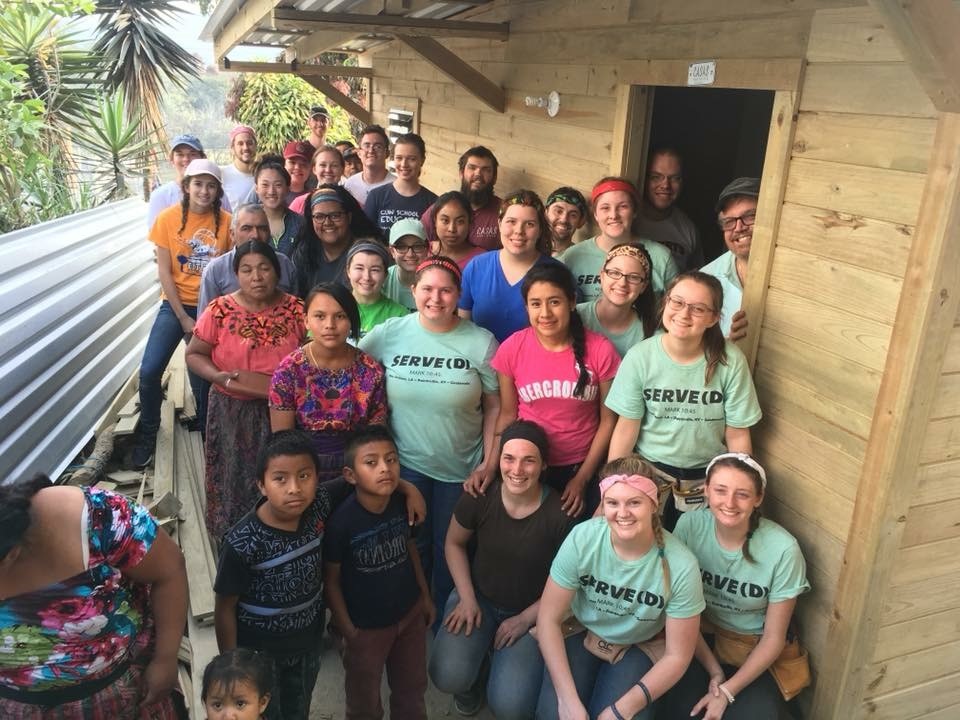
left=0, top=199, right=158, bottom=483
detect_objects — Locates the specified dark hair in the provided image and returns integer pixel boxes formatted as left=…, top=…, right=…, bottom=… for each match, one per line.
left=303, top=282, right=362, bottom=342
left=429, top=190, right=473, bottom=247
left=201, top=648, right=275, bottom=703
left=232, top=240, right=281, bottom=278
left=255, top=429, right=320, bottom=482
left=360, top=124, right=390, bottom=148
left=706, top=455, right=764, bottom=563
left=343, top=424, right=397, bottom=469
left=178, top=173, right=224, bottom=237
left=600, top=456, right=670, bottom=601
left=414, top=254, right=462, bottom=291
left=605, top=243, right=657, bottom=338
left=458, top=145, right=499, bottom=174
left=499, top=419, right=549, bottom=464
left=659, top=271, right=727, bottom=383
left=0, top=473, right=50, bottom=562
left=521, top=264, right=590, bottom=399
left=253, top=153, right=291, bottom=186
left=499, top=189, right=552, bottom=255
left=393, top=132, right=426, bottom=157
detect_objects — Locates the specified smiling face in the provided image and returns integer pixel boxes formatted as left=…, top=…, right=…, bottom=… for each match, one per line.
left=499, top=438, right=544, bottom=496
left=499, top=203, right=541, bottom=258
left=525, top=280, right=574, bottom=343
left=258, top=452, right=318, bottom=528
left=236, top=252, right=278, bottom=302
left=720, top=196, right=757, bottom=262
left=602, top=481, right=657, bottom=544
left=706, top=464, right=763, bottom=533
left=204, top=679, right=269, bottom=720
left=600, top=254, right=649, bottom=308
left=391, top=235, right=429, bottom=272
left=308, top=113, right=329, bottom=139
left=413, top=267, right=460, bottom=324
left=186, top=175, right=219, bottom=213
left=305, top=291, right=352, bottom=351
left=285, top=156, right=311, bottom=191
left=359, top=131, right=388, bottom=172
left=645, top=152, right=683, bottom=212
left=313, top=149, right=343, bottom=186
left=171, top=145, right=203, bottom=180
left=546, top=201, right=584, bottom=244
left=662, top=277, right=719, bottom=341
left=347, top=251, right=387, bottom=303
left=255, top=168, right=289, bottom=211
left=231, top=132, right=257, bottom=165
left=593, top=190, right=635, bottom=242
left=345, top=440, right=400, bottom=499
left=393, top=141, right=424, bottom=183
left=460, top=155, right=496, bottom=195
left=311, top=200, right=351, bottom=248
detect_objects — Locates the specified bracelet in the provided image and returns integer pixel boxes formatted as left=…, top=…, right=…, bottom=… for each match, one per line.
left=636, top=680, right=652, bottom=707
left=608, top=702, right=626, bottom=720
left=718, top=683, right=735, bottom=704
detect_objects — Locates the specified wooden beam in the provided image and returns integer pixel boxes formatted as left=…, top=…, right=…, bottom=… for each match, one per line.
left=740, top=87, right=803, bottom=367
left=393, top=34, right=505, bottom=113
left=810, top=111, right=960, bottom=718
left=272, top=8, right=509, bottom=41
left=213, top=0, right=280, bottom=62
left=868, top=0, right=960, bottom=112
left=299, top=74, right=372, bottom=125
left=219, top=59, right=373, bottom=78
left=618, top=58, right=804, bottom=92
left=609, top=85, right=652, bottom=180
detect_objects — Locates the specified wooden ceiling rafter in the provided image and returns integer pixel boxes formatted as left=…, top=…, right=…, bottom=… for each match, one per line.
left=219, top=59, right=374, bottom=78
left=271, top=8, right=509, bottom=40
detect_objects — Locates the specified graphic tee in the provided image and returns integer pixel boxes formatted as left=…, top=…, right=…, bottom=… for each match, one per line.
left=364, top=183, right=438, bottom=236
left=150, top=205, right=232, bottom=306
left=550, top=517, right=704, bottom=644
left=422, top=196, right=502, bottom=251
left=635, top=207, right=702, bottom=272
left=674, top=508, right=809, bottom=635
left=561, top=237, right=678, bottom=301
left=359, top=313, right=499, bottom=483
left=492, top=327, right=620, bottom=465
left=605, top=335, right=762, bottom=468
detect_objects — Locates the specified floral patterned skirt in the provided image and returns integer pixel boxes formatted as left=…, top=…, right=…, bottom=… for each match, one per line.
left=204, top=390, right=271, bottom=541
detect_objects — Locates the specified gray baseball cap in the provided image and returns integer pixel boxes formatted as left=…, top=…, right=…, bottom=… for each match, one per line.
left=716, top=177, right=760, bottom=212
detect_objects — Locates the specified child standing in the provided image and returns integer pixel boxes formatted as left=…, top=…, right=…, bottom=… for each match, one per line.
left=214, top=429, right=427, bottom=720
left=202, top=648, right=275, bottom=720
left=324, top=425, right=435, bottom=720
left=345, top=240, right=409, bottom=338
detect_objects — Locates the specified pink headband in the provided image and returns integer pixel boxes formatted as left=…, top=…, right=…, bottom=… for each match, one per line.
left=591, top=179, right=638, bottom=205
left=599, top=474, right=659, bottom=508
left=230, top=125, right=256, bottom=141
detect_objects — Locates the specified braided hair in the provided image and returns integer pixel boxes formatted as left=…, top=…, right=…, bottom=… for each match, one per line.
left=0, top=473, right=51, bottom=562
left=521, top=263, right=590, bottom=398
left=706, top=454, right=764, bottom=563
left=178, top=174, right=224, bottom=238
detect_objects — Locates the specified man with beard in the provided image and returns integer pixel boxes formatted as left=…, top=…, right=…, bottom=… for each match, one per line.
left=343, top=124, right=396, bottom=206
left=307, top=105, right=331, bottom=149
left=635, top=147, right=702, bottom=271
left=700, top=177, right=757, bottom=341
left=220, top=125, right=257, bottom=209
left=421, top=146, right=502, bottom=250
left=545, top=186, right=588, bottom=255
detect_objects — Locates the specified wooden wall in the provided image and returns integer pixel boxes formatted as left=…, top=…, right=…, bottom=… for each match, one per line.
left=365, top=1, right=954, bottom=715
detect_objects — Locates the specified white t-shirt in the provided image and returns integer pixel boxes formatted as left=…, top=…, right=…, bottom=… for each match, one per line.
left=342, top=171, right=396, bottom=207
left=220, top=164, right=255, bottom=210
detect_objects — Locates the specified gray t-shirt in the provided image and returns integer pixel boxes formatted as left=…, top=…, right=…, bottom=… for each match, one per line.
left=635, top=207, right=702, bottom=271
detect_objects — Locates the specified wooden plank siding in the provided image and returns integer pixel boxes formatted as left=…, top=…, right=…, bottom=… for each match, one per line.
left=362, top=1, right=950, bottom=716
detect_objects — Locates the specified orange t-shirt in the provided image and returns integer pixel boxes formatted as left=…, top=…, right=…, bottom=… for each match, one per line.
left=150, top=206, right=232, bottom=306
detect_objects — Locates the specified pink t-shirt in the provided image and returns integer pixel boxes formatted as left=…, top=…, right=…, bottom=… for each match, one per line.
left=492, top=327, right=620, bottom=465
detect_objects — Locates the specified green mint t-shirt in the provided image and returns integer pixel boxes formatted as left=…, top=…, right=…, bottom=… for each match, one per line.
left=576, top=299, right=648, bottom=358
left=605, top=335, right=762, bottom=468
left=357, top=294, right=409, bottom=338
left=561, top=236, right=678, bottom=301
left=359, top=313, right=498, bottom=483
left=383, top=265, right=416, bottom=311
left=550, top=517, right=704, bottom=644
left=674, top=508, right=809, bottom=635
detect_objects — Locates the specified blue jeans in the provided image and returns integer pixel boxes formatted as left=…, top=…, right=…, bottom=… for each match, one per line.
left=429, top=590, right=543, bottom=720
left=137, top=301, right=202, bottom=436
left=661, top=657, right=784, bottom=719
left=536, top=631, right=656, bottom=719
left=400, top=465, right=463, bottom=628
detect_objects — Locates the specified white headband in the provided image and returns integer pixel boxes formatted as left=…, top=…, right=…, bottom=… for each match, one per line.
left=706, top=452, right=767, bottom=490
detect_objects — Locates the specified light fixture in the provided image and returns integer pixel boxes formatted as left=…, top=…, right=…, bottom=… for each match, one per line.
left=524, top=91, right=560, bottom=117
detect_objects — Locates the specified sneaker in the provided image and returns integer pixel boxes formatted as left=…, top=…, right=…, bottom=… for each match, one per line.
left=130, top=435, right=155, bottom=469
left=453, top=688, right=484, bottom=717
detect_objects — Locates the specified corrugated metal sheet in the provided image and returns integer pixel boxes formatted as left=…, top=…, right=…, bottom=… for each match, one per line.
left=0, top=198, right=159, bottom=483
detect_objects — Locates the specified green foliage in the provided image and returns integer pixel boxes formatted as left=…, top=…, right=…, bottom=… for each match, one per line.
left=161, top=72, right=234, bottom=163
left=231, top=71, right=356, bottom=155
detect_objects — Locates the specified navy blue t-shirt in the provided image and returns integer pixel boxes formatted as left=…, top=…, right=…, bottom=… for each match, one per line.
left=364, top=184, right=438, bottom=237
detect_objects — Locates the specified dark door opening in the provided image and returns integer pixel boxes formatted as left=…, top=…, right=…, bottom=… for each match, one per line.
left=646, top=86, right=774, bottom=263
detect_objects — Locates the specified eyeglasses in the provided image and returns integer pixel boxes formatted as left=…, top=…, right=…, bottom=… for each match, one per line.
left=718, top=210, right=757, bottom=232
left=666, top=295, right=715, bottom=317
left=360, top=142, right=386, bottom=152
left=312, top=211, right=345, bottom=224
left=603, top=268, right=647, bottom=285
left=647, top=173, right=682, bottom=185
left=394, top=243, right=428, bottom=255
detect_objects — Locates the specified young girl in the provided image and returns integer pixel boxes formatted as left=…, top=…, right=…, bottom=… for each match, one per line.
left=288, top=146, right=345, bottom=216
left=429, top=190, right=484, bottom=270
left=385, top=218, right=429, bottom=310
left=665, top=453, right=810, bottom=718
left=364, top=133, right=438, bottom=236
left=132, top=158, right=232, bottom=468
left=536, top=456, right=704, bottom=719
left=253, top=154, right=302, bottom=256
left=577, top=243, right=657, bottom=358
left=485, top=263, right=620, bottom=517
left=345, top=240, right=409, bottom=337
left=606, top=271, right=762, bottom=529
left=269, top=283, right=387, bottom=481
left=202, top=648, right=274, bottom=720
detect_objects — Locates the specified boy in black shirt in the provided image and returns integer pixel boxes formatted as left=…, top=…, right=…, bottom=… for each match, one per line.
left=324, top=425, right=434, bottom=720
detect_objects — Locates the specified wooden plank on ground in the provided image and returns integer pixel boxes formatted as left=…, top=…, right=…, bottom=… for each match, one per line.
left=107, top=470, right=145, bottom=486
left=169, top=365, right=185, bottom=412
left=186, top=611, right=219, bottom=719
left=117, top=394, right=139, bottom=419
left=113, top=412, right=140, bottom=436
left=154, top=401, right=175, bottom=498
left=175, top=427, right=216, bottom=624
left=94, top=370, right=138, bottom=436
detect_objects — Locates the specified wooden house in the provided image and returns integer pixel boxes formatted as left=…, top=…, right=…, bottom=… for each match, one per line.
left=203, top=1, right=960, bottom=716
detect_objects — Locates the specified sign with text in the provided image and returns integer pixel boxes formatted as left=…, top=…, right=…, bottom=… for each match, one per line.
left=687, top=61, right=716, bottom=86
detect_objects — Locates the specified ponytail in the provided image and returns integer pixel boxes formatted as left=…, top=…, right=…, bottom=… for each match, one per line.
left=0, top=473, right=50, bottom=561
left=742, top=507, right=762, bottom=563
left=569, top=308, right=590, bottom=399
left=651, top=511, right=671, bottom=604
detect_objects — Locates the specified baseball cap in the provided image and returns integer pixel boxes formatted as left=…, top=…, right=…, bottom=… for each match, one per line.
left=716, top=177, right=760, bottom=212
left=170, top=134, right=203, bottom=154
left=389, top=218, right=427, bottom=246
left=310, top=105, right=330, bottom=119
left=283, top=140, right=315, bottom=162
left=183, top=158, right=222, bottom=182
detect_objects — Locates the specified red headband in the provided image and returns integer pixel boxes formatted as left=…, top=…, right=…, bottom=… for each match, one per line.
left=591, top=179, right=638, bottom=205
left=416, top=256, right=462, bottom=284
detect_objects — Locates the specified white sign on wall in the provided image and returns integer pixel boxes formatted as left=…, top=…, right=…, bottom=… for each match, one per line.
left=687, top=61, right=716, bottom=86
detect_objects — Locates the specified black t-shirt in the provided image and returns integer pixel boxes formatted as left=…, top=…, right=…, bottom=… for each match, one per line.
left=323, top=492, right=420, bottom=629
left=364, top=184, right=438, bottom=236
left=454, top=480, right=575, bottom=611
